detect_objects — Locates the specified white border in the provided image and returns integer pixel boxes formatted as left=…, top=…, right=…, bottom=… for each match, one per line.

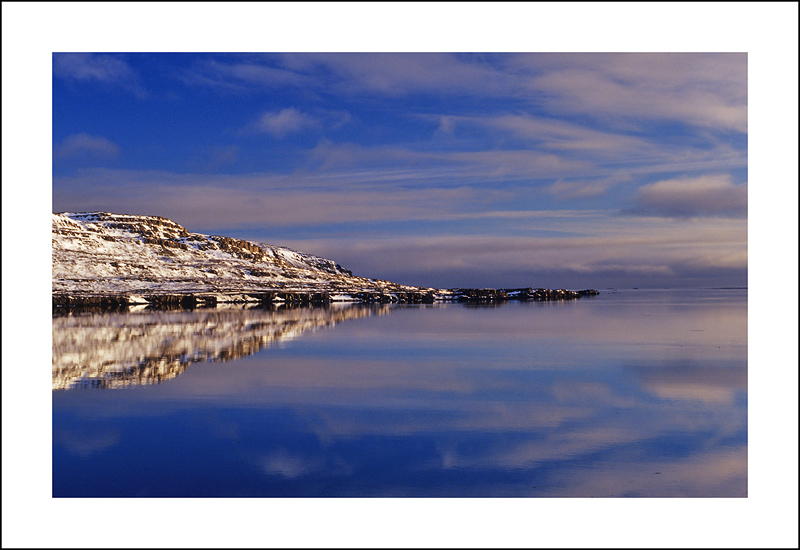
left=3, top=2, right=798, bottom=548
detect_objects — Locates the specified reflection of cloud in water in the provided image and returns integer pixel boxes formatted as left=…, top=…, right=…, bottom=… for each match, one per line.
left=52, top=304, right=387, bottom=390
left=551, top=381, right=639, bottom=408
left=275, top=363, right=745, bottom=496
left=426, top=425, right=648, bottom=475
left=54, top=428, right=120, bottom=457
left=541, top=446, right=747, bottom=497
left=646, top=383, right=737, bottom=404
left=634, top=363, right=747, bottom=404
left=256, top=449, right=353, bottom=480
left=300, top=401, right=595, bottom=445
left=427, top=424, right=746, bottom=496
left=260, top=450, right=323, bottom=479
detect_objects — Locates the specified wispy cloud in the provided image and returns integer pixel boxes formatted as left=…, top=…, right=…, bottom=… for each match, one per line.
left=179, top=57, right=312, bottom=92
left=275, top=52, right=514, bottom=96
left=53, top=53, right=147, bottom=97
left=627, top=174, right=747, bottom=218
left=184, top=53, right=747, bottom=134
left=510, top=53, right=747, bottom=132
left=448, top=113, right=654, bottom=154
left=51, top=168, right=499, bottom=228
left=548, top=174, right=633, bottom=200
left=249, top=108, right=319, bottom=138
left=423, top=112, right=746, bottom=178
left=278, top=216, right=747, bottom=288
left=306, top=139, right=595, bottom=184
left=53, top=133, right=119, bottom=160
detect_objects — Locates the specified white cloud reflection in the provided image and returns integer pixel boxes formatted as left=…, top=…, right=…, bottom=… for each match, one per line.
left=54, top=428, right=121, bottom=458
left=259, top=450, right=325, bottom=479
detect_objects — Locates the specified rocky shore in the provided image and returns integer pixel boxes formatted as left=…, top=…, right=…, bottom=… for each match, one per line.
left=53, top=287, right=600, bottom=311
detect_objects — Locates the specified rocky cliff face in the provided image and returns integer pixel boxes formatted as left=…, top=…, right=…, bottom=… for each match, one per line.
left=52, top=212, right=423, bottom=301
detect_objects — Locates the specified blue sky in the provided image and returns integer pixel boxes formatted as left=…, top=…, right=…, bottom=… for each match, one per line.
left=52, top=51, right=749, bottom=289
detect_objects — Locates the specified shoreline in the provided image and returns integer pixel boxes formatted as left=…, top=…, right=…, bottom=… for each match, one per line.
left=52, top=287, right=600, bottom=311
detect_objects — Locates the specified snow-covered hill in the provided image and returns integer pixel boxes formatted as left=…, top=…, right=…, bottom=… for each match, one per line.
left=52, top=212, right=428, bottom=302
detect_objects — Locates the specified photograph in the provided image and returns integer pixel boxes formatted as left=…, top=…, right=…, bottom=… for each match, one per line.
left=50, top=51, right=749, bottom=499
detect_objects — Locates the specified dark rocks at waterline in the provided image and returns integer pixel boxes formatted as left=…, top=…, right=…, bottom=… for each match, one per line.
left=445, top=288, right=600, bottom=302
left=52, top=293, right=215, bottom=313
left=52, top=290, right=438, bottom=311
left=52, top=288, right=599, bottom=311
left=522, top=288, right=600, bottom=300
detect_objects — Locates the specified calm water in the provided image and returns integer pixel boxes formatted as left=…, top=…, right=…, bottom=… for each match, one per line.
left=52, top=289, right=747, bottom=497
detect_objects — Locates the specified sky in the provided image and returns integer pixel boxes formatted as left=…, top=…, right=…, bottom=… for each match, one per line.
left=51, top=50, right=749, bottom=289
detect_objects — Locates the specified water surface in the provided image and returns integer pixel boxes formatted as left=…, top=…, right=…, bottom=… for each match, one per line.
left=52, top=289, right=747, bottom=497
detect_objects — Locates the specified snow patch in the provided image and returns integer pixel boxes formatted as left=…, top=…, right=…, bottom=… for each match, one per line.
left=329, top=294, right=357, bottom=302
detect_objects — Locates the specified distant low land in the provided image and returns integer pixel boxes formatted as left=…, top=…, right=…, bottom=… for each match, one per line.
left=52, top=212, right=598, bottom=309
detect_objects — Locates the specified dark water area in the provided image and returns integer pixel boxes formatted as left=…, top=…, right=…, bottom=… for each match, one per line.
left=52, top=289, right=747, bottom=497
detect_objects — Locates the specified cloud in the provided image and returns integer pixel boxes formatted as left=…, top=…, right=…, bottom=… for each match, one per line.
left=276, top=52, right=515, bottom=96
left=308, top=139, right=594, bottom=182
left=53, top=53, right=146, bottom=97
left=54, top=133, right=119, bottom=159
left=437, top=116, right=455, bottom=134
left=182, top=53, right=508, bottom=97
left=452, top=113, right=653, bottom=154
left=249, top=108, right=319, bottom=138
left=278, top=215, right=747, bottom=288
left=208, top=144, right=238, bottom=165
left=186, top=53, right=490, bottom=97
left=178, top=57, right=311, bottom=92
left=549, top=178, right=612, bottom=199
left=628, top=174, right=747, bottom=218
left=416, top=112, right=745, bottom=184
left=510, top=53, right=747, bottom=132
left=194, top=53, right=746, bottom=134
left=51, top=168, right=496, bottom=228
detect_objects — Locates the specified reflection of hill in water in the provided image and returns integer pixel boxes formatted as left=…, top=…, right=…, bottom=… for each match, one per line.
left=53, top=304, right=387, bottom=390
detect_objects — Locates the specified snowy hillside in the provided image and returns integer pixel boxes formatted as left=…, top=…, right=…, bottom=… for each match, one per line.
left=52, top=212, right=427, bottom=302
